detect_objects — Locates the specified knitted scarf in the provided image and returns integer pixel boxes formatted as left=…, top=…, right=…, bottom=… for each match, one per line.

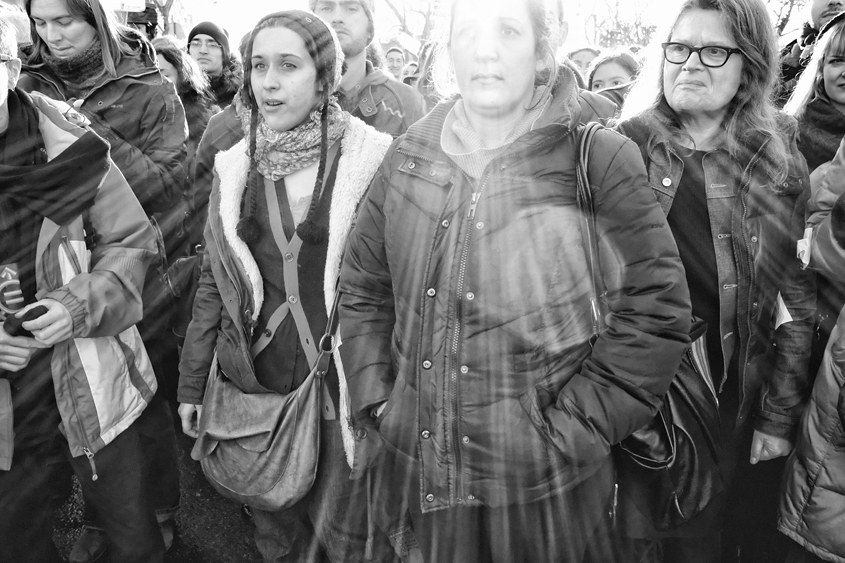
left=798, top=98, right=845, bottom=172
left=40, top=37, right=107, bottom=99
left=236, top=96, right=349, bottom=181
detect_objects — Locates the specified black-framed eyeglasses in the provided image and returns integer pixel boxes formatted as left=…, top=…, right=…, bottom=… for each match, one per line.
left=661, top=42, right=744, bottom=68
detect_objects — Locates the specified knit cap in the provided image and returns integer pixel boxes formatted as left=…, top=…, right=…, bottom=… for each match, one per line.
left=188, top=21, right=230, bottom=61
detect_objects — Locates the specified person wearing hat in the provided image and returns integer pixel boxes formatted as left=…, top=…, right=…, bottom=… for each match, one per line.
left=127, top=2, right=158, bottom=41
left=385, top=46, right=404, bottom=81
left=188, top=20, right=242, bottom=108
left=176, top=10, right=399, bottom=563
left=311, top=0, right=426, bottom=138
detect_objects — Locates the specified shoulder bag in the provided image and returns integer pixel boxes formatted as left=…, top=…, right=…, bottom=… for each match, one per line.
left=575, top=122, right=724, bottom=531
left=190, top=291, right=341, bottom=512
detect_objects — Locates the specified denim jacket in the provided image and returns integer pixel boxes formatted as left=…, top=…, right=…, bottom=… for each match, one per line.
left=618, top=112, right=815, bottom=440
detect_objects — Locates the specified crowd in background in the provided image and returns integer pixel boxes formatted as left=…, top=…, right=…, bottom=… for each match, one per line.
left=2, top=0, right=845, bottom=562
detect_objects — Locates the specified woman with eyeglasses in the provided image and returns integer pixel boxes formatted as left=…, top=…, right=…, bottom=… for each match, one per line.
left=615, top=0, right=815, bottom=561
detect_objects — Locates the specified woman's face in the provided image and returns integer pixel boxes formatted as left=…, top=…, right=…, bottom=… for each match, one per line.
left=823, top=50, right=845, bottom=114
left=663, top=8, right=744, bottom=124
left=250, top=26, right=322, bottom=133
left=30, top=0, right=97, bottom=59
left=450, top=0, right=541, bottom=121
left=158, top=56, right=179, bottom=85
left=590, top=61, right=633, bottom=91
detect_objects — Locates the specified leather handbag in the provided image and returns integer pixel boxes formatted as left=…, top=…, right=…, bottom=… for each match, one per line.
left=190, top=292, right=341, bottom=512
left=574, top=123, right=724, bottom=531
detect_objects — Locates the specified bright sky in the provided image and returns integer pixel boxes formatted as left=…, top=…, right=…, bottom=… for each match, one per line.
left=179, top=0, right=808, bottom=51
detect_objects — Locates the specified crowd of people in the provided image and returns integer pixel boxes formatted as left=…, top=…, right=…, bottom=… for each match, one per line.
left=1, top=0, right=845, bottom=562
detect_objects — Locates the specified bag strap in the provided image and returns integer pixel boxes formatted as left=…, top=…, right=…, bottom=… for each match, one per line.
left=574, top=122, right=606, bottom=342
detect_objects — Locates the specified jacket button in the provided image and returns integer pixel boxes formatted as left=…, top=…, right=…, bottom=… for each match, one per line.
left=441, top=219, right=450, bottom=228
left=462, top=435, right=469, bottom=444
left=752, top=302, right=758, bottom=308
left=476, top=222, right=484, bottom=229
left=421, top=430, right=431, bottom=439
left=408, top=162, right=416, bottom=169
left=751, top=236, right=758, bottom=243
left=422, top=360, right=432, bottom=369
left=460, top=365, right=468, bottom=374
left=425, top=494, right=435, bottom=503
left=362, top=98, right=368, bottom=103
left=662, top=178, right=672, bottom=187
left=263, top=329, right=272, bottom=337
left=356, top=428, right=368, bottom=439
left=289, top=295, right=298, bottom=304
left=429, top=170, right=436, bottom=177
left=466, top=292, right=475, bottom=301
left=427, top=288, right=436, bottom=297
left=467, top=494, right=476, bottom=501
left=500, top=164, right=507, bottom=170
left=285, top=252, right=294, bottom=261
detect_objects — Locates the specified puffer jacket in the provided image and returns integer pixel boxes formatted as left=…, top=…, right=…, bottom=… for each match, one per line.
left=18, top=38, right=188, bottom=215
left=20, top=93, right=156, bottom=463
left=178, top=116, right=392, bottom=463
left=338, top=73, right=692, bottom=513
left=617, top=112, right=815, bottom=441
left=779, top=158, right=845, bottom=563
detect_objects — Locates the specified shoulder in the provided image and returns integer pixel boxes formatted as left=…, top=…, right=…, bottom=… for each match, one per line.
left=371, top=74, right=425, bottom=108
left=577, top=89, right=618, bottom=125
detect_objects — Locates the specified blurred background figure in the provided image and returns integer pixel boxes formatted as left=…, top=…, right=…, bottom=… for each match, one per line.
left=587, top=48, right=639, bottom=91
left=616, top=0, right=815, bottom=561
left=385, top=45, right=404, bottom=80
left=187, top=20, right=241, bottom=108
left=568, top=44, right=600, bottom=74
left=126, top=1, right=159, bottom=42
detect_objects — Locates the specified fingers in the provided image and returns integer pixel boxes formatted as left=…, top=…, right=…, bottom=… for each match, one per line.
left=749, top=433, right=764, bottom=465
left=178, top=403, right=200, bottom=438
left=22, top=300, right=73, bottom=347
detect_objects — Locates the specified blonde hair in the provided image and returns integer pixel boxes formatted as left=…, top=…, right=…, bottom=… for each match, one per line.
left=783, top=20, right=845, bottom=118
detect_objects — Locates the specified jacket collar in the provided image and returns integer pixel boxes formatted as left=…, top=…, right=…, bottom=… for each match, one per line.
left=398, top=67, right=583, bottom=164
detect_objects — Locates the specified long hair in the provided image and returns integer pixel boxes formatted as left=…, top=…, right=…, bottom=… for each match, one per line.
left=784, top=19, right=845, bottom=118
left=24, top=0, right=141, bottom=76
left=620, top=0, right=790, bottom=181
left=237, top=11, right=342, bottom=245
left=151, top=36, right=212, bottom=101
left=430, top=0, right=559, bottom=105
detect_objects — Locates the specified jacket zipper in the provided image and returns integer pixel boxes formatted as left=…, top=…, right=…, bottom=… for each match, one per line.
left=60, top=237, right=98, bottom=481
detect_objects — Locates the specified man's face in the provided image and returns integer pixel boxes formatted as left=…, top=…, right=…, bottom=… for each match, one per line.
left=314, top=0, right=371, bottom=58
left=188, top=33, right=224, bottom=76
left=386, top=50, right=404, bottom=80
left=811, top=0, right=844, bottom=30
left=0, top=51, right=23, bottom=134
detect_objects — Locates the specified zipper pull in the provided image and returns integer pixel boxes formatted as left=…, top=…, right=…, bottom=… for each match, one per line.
left=83, top=447, right=98, bottom=481
left=467, top=193, right=480, bottom=219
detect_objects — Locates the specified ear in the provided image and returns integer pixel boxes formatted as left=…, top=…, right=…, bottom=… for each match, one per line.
left=558, top=21, right=569, bottom=48
left=6, top=58, right=21, bottom=90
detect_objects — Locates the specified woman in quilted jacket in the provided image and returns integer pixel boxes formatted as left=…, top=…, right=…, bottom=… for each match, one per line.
left=336, top=0, right=692, bottom=561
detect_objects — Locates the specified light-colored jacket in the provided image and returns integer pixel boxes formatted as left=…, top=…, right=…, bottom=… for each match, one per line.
left=22, top=93, right=156, bottom=466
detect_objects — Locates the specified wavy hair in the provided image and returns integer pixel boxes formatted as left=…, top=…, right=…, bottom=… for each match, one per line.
left=783, top=18, right=845, bottom=118
left=430, top=0, right=559, bottom=106
left=24, top=0, right=142, bottom=77
left=152, top=36, right=212, bottom=101
left=620, top=0, right=789, bottom=181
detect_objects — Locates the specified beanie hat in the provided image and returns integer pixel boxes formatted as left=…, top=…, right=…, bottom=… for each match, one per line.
left=308, top=0, right=375, bottom=44
left=188, top=21, right=230, bottom=61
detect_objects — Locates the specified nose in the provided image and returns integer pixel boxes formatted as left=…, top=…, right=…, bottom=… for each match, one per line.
left=260, top=67, right=280, bottom=92
left=682, top=49, right=705, bottom=71
left=198, top=42, right=209, bottom=54
left=44, top=23, right=62, bottom=45
left=472, top=27, right=499, bottom=62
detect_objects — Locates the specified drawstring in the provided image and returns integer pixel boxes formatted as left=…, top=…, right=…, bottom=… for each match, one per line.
left=365, top=469, right=374, bottom=559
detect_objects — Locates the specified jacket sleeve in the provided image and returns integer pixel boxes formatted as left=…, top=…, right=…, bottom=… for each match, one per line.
left=337, top=143, right=398, bottom=425
left=541, top=130, right=692, bottom=467
left=805, top=137, right=845, bottom=281
left=45, top=162, right=156, bottom=338
left=755, top=128, right=816, bottom=441
left=177, top=215, right=224, bottom=405
left=86, top=82, right=187, bottom=214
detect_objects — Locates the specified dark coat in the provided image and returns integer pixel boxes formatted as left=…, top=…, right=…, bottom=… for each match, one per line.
left=617, top=112, right=815, bottom=442
left=18, top=41, right=188, bottom=216
left=338, top=75, right=692, bottom=513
